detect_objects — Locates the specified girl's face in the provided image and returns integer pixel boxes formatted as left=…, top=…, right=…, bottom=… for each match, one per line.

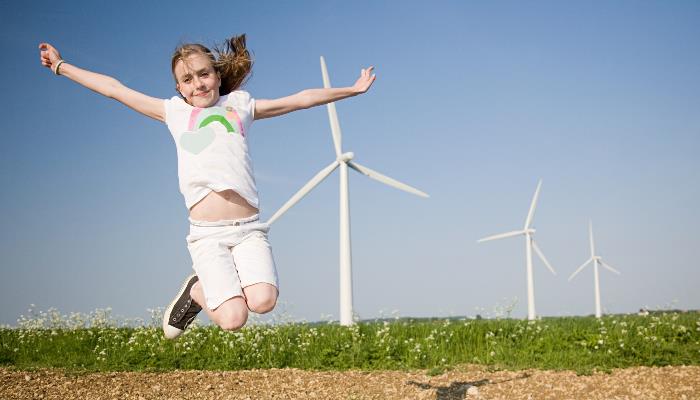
left=174, top=53, right=221, bottom=108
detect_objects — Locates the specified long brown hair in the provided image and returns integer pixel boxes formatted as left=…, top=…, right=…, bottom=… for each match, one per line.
left=170, top=34, right=253, bottom=96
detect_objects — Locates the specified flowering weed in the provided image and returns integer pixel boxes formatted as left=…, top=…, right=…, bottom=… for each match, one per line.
left=1, top=309, right=698, bottom=374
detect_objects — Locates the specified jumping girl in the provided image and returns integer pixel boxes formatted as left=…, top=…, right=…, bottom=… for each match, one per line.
left=38, top=35, right=375, bottom=338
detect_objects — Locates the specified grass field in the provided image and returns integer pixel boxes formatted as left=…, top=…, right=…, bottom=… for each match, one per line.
left=1, top=308, right=698, bottom=375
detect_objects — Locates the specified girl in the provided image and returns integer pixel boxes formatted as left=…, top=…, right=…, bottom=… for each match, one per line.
left=39, top=35, right=375, bottom=339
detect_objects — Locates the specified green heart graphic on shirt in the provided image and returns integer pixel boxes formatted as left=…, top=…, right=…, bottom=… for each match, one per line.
left=180, top=126, right=215, bottom=154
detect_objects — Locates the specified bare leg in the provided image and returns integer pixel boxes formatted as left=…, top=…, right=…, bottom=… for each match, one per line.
left=243, top=282, right=278, bottom=314
left=190, top=281, right=248, bottom=331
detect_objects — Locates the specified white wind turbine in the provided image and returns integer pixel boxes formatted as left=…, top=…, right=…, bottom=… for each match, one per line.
left=267, top=56, right=429, bottom=326
left=569, top=221, right=621, bottom=318
left=477, top=180, right=556, bottom=320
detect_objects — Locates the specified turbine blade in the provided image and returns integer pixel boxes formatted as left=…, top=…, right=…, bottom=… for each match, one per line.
left=589, top=220, right=596, bottom=257
left=477, top=230, right=525, bottom=243
left=267, top=160, right=340, bottom=225
left=347, top=161, right=429, bottom=198
left=524, top=179, right=543, bottom=229
left=532, top=239, right=556, bottom=275
left=600, top=260, right=621, bottom=275
left=568, top=258, right=593, bottom=281
left=320, top=56, right=342, bottom=157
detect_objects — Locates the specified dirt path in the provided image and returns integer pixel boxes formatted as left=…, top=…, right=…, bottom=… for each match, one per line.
left=2, top=365, right=699, bottom=400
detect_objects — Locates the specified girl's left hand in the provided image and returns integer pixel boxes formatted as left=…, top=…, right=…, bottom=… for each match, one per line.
left=352, top=66, right=376, bottom=94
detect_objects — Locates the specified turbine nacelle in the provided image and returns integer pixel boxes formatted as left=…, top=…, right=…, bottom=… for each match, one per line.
left=338, top=152, right=354, bottom=163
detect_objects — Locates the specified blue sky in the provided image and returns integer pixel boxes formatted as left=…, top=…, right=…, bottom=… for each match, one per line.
left=1, top=1, right=698, bottom=325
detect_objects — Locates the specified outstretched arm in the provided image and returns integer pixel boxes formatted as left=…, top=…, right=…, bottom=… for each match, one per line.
left=254, top=66, right=376, bottom=120
left=39, top=43, right=165, bottom=122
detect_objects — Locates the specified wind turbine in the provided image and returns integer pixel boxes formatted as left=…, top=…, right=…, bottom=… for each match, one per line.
left=568, top=221, right=621, bottom=318
left=477, top=180, right=556, bottom=320
left=267, top=56, right=429, bottom=326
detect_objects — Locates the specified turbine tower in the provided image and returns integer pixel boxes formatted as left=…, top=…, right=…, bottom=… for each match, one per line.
left=477, top=180, right=556, bottom=320
left=568, top=220, right=621, bottom=318
left=267, top=56, right=429, bottom=326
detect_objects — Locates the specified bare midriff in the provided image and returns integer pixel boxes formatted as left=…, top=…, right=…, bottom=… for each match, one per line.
left=188, top=189, right=259, bottom=222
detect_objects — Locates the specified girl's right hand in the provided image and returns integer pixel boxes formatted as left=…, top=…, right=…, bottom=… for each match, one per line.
left=39, top=43, right=62, bottom=72
left=36, top=42, right=165, bottom=121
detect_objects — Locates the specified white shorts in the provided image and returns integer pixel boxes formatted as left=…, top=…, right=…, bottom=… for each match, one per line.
left=186, top=215, right=279, bottom=310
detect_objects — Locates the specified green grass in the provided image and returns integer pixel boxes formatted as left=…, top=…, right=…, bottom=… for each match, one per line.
left=1, top=308, right=699, bottom=374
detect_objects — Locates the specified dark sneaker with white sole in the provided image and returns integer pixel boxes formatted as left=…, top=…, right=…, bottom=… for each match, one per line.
left=163, top=274, right=202, bottom=339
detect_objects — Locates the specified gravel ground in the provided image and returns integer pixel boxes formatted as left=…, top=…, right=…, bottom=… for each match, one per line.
left=2, top=365, right=699, bottom=400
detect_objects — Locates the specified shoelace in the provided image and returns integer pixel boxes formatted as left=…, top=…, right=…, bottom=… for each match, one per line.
left=172, top=297, right=202, bottom=327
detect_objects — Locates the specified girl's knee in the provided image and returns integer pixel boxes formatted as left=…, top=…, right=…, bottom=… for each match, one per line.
left=215, top=300, right=248, bottom=331
left=219, top=316, right=247, bottom=331
left=243, top=283, right=278, bottom=314
left=247, top=294, right=277, bottom=314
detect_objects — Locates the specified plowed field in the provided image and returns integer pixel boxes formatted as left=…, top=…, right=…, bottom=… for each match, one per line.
left=2, top=365, right=699, bottom=399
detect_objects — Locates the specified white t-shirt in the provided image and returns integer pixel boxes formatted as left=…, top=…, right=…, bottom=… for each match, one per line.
left=163, top=91, right=258, bottom=210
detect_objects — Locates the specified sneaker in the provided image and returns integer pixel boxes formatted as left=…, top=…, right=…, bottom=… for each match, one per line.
left=163, top=274, right=202, bottom=339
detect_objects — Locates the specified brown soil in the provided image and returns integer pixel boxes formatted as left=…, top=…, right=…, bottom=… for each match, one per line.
left=1, top=365, right=699, bottom=400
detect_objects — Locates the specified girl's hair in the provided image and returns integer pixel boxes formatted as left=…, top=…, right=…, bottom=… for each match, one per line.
left=170, top=34, right=253, bottom=96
